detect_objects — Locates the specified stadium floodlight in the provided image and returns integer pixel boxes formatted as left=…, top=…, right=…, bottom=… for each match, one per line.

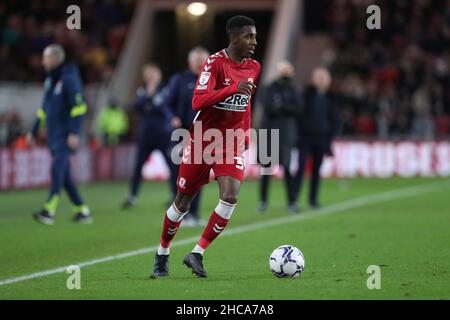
left=187, top=2, right=207, bottom=16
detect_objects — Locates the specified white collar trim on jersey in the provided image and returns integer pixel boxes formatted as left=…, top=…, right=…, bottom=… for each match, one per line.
left=223, top=48, right=247, bottom=63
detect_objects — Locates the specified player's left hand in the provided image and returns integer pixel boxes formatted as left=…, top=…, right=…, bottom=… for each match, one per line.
left=171, top=117, right=182, bottom=128
left=67, top=134, right=80, bottom=150
left=237, top=81, right=255, bottom=96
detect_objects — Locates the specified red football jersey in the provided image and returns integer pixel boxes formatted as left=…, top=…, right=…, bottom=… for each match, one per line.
left=190, top=49, right=261, bottom=148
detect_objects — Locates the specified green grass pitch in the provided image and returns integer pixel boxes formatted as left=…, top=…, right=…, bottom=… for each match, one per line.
left=0, top=177, right=449, bottom=299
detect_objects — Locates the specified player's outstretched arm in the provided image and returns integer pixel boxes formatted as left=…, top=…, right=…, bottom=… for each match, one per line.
left=192, top=57, right=253, bottom=111
left=192, top=81, right=255, bottom=111
left=192, top=83, right=239, bottom=111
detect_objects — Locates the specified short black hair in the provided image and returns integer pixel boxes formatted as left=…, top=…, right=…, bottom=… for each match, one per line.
left=226, top=15, right=255, bottom=35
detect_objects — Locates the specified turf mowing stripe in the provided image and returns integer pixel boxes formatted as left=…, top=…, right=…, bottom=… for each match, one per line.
left=0, top=238, right=199, bottom=286
left=0, top=180, right=448, bottom=286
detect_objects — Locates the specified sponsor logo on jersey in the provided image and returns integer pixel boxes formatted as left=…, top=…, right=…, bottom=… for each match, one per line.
left=223, top=78, right=231, bottom=86
left=214, top=94, right=250, bottom=112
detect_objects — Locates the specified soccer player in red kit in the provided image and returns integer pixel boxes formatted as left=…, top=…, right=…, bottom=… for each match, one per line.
left=151, top=15, right=261, bottom=278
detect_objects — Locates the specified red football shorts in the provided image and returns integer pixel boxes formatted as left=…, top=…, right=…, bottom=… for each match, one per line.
left=177, top=139, right=245, bottom=195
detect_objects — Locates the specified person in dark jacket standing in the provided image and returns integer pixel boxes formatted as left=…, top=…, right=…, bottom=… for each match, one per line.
left=258, top=61, right=301, bottom=213
left=162, top=47, right=209, bottom=227
left=28, top=44, right=92, bottom=225
left=294, top=67, right=338, bottom=210
left=121, top=63, right=181, bottom=209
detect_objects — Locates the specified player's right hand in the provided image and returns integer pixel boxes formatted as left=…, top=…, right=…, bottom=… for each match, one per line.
left=67, top=134, right=80, bottom=150
left=237, top=81, right=255, bottom=96
left=25, top=132, right=35, bottom=146
left=171, top=116, right=182, bottom=129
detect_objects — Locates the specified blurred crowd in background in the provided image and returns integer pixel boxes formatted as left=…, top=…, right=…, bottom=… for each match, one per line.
left=0, top=0, right=449, bottom=148
left=0, top=0, right=134, bottom=83
left=0, top=0, right=134, bottom=148
left=0, top=110, right=26, bottom=148
left=321, top=0, right=450, bottom=139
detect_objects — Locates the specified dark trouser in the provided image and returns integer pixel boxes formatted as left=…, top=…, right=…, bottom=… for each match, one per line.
left=258, top=128, right=296, bottom=206
left=260, top=166, right=296, bottom=205
left=130, top=137, right=178, bottom=199
left=47, top=150, right=84, bottom=208
left=181, top=189, right=202, bottom=219
left=293, top=140, right=325, bottom=206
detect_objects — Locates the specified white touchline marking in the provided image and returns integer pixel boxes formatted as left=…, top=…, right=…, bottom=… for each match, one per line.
left=0, top=180, right=448, bottom=286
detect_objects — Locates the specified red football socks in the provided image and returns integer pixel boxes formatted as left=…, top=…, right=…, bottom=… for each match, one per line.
left=159, top=204, right=186, bottom=250
left=198, top=211, right=230, bottom=250
left=160, top=214, right=181, bottom=248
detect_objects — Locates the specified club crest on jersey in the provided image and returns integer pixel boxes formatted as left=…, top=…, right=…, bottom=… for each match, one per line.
left=178, top=177, right=186, bottom=189
left=214, top=94, right=250, bottom=112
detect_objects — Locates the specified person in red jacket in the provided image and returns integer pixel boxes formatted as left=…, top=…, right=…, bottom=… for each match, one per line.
left=151, top=15, right=261, bottom=278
